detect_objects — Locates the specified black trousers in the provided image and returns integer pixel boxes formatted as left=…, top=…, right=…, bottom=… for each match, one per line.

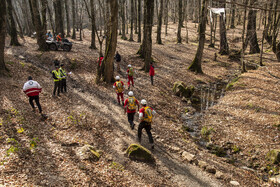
left=61, top=79, right=67, bottom=93
left=29, top=95, right=42, bottom=113
left=127, top=112, right=135, bottom=126
left=138, top=121, right=154, bottom=144
left=150, top=76, right=154, bottom=85
left=53, top=81, right=61, bottom=96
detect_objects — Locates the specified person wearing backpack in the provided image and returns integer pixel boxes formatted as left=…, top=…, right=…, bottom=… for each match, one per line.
left=113, top=76, right=125, bottom=105
left=124, top=91, right=139, bottom=130
left=126, top=64, right=134, bottom=88
left=138, top=99, right=156, bottom=149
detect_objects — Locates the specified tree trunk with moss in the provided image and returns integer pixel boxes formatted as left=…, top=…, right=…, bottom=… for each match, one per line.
left=7, top=0, right=21, bottom=46
left=103, top=0, right=118, bottom=83
left=0, top=0, right=7, bottom=74
left=156, top=0, right=163, bottom=44
left=31, top=0, right=48, bottom=51
left=188, top=0, right=208, bottom=73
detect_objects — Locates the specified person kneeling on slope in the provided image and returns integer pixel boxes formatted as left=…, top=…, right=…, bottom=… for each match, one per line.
left=113, top=76, right=125, bottom=105
left=138, top=99, right=156, bottom=149
left=124, top=91, right=139, bottom=130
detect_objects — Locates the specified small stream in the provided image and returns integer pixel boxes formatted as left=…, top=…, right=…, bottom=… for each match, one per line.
left=181, top=80, right=228, bottom=147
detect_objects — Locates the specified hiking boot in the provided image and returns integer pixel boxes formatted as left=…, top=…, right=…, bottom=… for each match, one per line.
left=32, top=108, right=36, bottom=112
left=130, top=123, right=135, bottom=130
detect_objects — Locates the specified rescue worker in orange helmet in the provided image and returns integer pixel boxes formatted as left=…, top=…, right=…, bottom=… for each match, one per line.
left=124, top=91, right=139, bottom=130
left=56, top=33, right=62, bottom=42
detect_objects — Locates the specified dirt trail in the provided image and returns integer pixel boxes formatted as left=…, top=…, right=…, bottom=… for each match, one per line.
left=2, top=22, right=276, bottom=186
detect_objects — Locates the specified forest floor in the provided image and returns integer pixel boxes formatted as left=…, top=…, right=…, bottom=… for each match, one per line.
left=0, top=22, right=279, bottom=186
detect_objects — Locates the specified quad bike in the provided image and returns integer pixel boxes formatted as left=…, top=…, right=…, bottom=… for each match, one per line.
left=46, top=38, right=72, bottom=52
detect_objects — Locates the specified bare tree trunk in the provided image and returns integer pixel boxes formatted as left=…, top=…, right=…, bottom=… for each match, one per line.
left=244, top=2, right=260, bottom=54
left=0, top=0, right=8, bottom=74
left=7, top=0, right=21, bottom=46
left=89, top=0, right=97, bottom=49
left=31, top=0, right=48, bottom=51
left=121, top=0, right=127, bottom=40
left=54, top=0, right=64, bottom=37
left=260, top=4, right=267, bottom=66
left=137, top=0, right=141, bottom=42
left=12, top=5, right=24, bottom=38
left=72, top=0, right=76, bottom=39
left=177, top=0, right=183, bottom=43
left=230, top=0, right=236, bottom=28
left=138, top=0, right=154, bottom=72
left=41, top=0, right=47, bottom=31
left=188, top=0, right=208, bottom=73
left=164, top=0, right=168, bottom=36
left=65, top=0, right=71, bottom=37
left=134, top=0, right=137, bottom=34
left=103, top=0, right=118, bottom=83
left=47, top=3, right=55, bottom=33
left=156, top=0, right=163, bottom=44
left=219, top=13, right=229, bottom=55
left=129, top=0, right=134, bottom=41
left=241, top=0, right=249, bottom=73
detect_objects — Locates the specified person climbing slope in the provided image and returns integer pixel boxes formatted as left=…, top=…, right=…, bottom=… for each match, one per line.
left=124, top=91, right=139, bottom=130
left=126, top=64, right=134, bottom=89
left=23, top=76, right=43, bottom=114
left=138, top=99, right=156, bottom=149
left=149, top=62, right=155, bottom=85
left=113, top=76, right=125, bottom=105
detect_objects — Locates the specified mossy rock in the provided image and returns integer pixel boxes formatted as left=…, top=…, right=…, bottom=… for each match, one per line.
left=266, top=149, right=280, bottom=164
left=126, top=144, right=154, bottom=162
left=172, top=81, right=194, bottom=98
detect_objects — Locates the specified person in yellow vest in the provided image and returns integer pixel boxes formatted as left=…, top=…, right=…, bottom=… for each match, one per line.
left=124, top=91, right=139, bottom=130
left=138, top=99, right=156, bottom=149
left=113, top=76, right=125, bottom=105
left=52, top=65, right=62, bottom=96
left=126, top=64, right=134, bottom=88
left=59, top=64, right=67, bottom=93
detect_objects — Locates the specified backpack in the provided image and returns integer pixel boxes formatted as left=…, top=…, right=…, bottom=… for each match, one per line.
left=128, top=97, right=136, bottom=110
left=144, top=107, right=153, bottom=123
left=128, top=68, right=134, bottom=76
left=116, top=81, right=123, bottom=93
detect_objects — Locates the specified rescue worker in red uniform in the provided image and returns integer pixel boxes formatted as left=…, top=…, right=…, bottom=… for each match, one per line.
left=138, top=99, right=156, bottom=149
left=124, top=91, right=139, bottom=130
left=113, top=76, right=125, bottom=105
left=126, top=64, right=134, bottom=89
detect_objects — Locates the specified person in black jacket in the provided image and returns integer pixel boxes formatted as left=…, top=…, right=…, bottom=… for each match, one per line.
left=115, top=51, right=121, bottom=72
